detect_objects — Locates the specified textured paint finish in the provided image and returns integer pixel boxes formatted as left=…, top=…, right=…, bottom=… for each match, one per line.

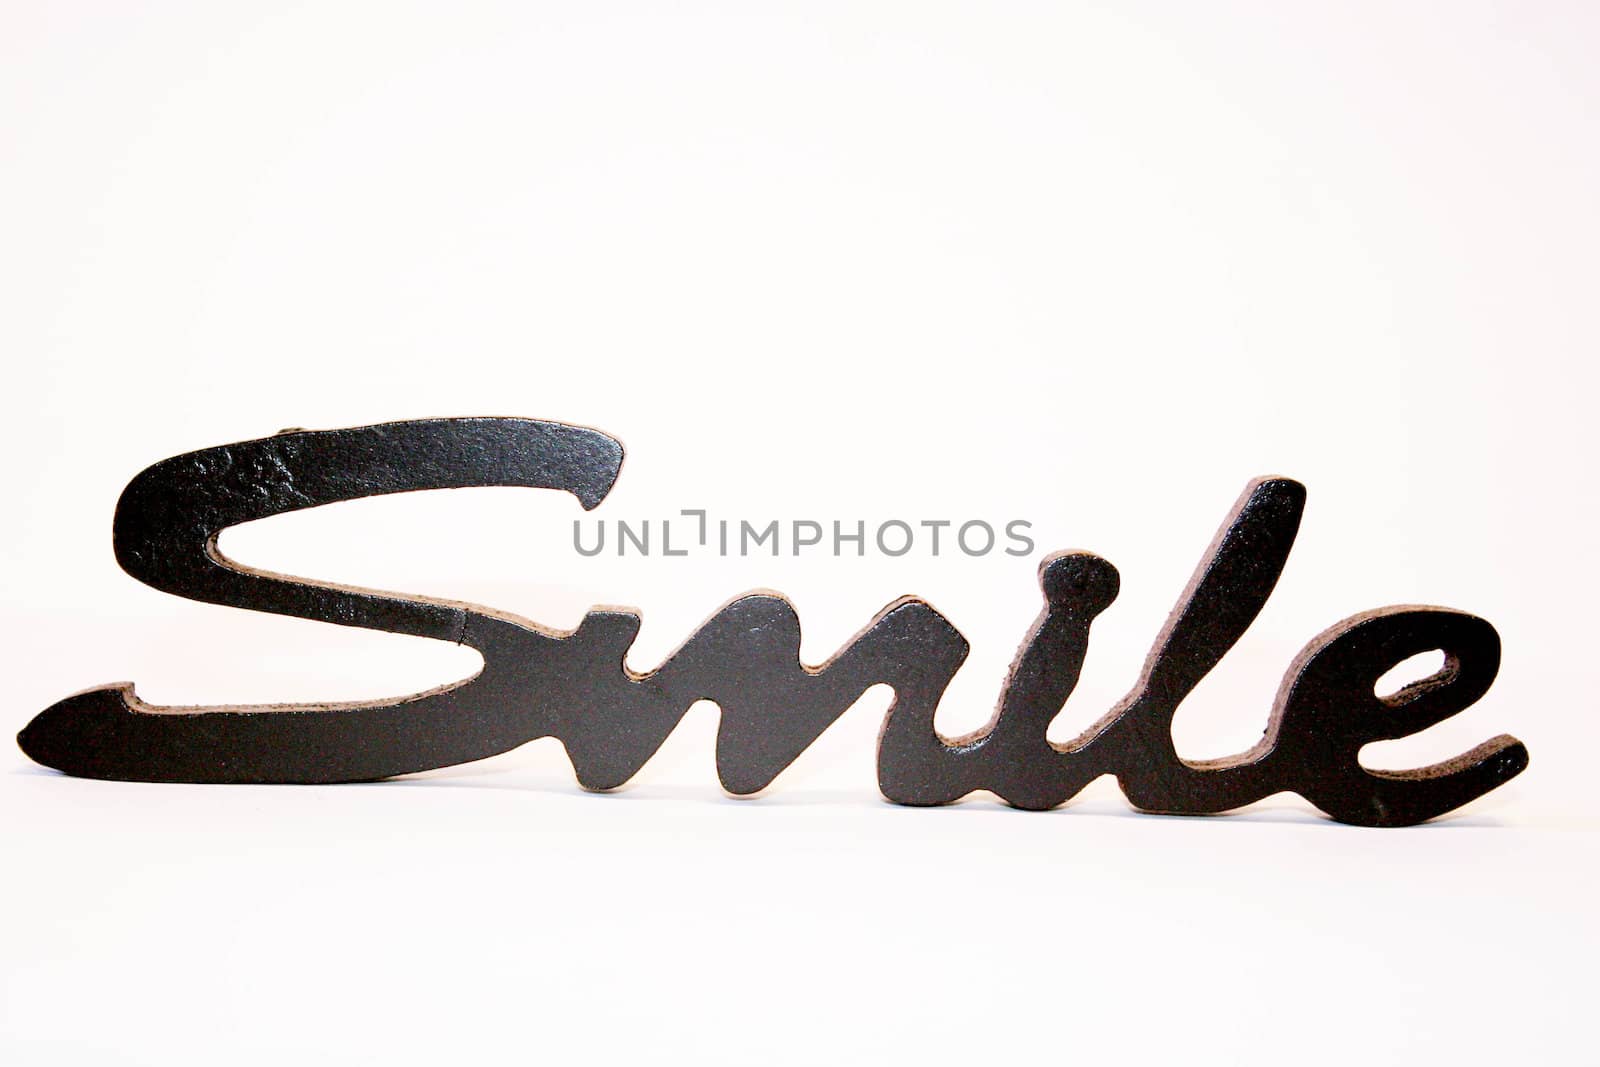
left=17, top=418, right=1526, bottom=825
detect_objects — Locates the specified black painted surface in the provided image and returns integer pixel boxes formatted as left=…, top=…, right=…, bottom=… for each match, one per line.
left=879, top=480, right=1527, bottom=827
left=17, top=417, right=1526, bottom=825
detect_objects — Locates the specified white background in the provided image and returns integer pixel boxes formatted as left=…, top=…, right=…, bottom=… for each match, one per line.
left=2, top=3, right=1595, bottom=1063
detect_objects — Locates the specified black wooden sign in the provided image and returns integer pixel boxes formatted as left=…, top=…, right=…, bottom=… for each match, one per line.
left=17, top=418, right=1526, bottom=825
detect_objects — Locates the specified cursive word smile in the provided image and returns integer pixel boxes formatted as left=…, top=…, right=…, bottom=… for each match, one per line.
left=17, top=417, right=1527, bottom=826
